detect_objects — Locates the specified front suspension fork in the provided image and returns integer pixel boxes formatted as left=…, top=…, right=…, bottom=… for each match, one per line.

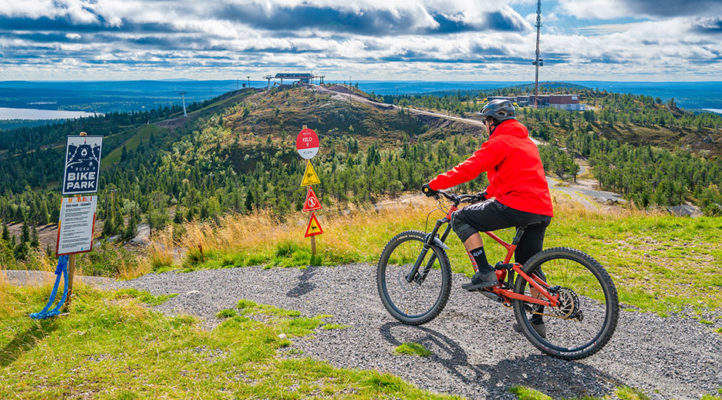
left=405, top=219, right=452, bottom=283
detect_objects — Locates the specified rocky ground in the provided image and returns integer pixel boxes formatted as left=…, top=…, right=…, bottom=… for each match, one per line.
left=104, top=264, right=721, bottom=400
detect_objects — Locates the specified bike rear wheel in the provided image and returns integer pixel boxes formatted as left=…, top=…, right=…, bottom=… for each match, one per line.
left=513, top=247, right=619, bottom=360
left=377, top=230, right=451, bottom=325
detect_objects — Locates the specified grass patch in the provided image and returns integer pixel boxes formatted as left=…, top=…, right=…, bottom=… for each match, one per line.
left=615, top=386, right=651, bottom=400
left=111, top=288, right=178, bottom=306
left=509, top=385, right=553, bottom=400
left=0, top=285, right=456, bottom=399
left=509, top=385, right=659, bottom=400
left=215, top=308, right=237, bottom=319
left=237, top=299, right=302, bottom=317
left=322, top=323, right=351, bottom=330
left=394, top=342, right=432, bottom=357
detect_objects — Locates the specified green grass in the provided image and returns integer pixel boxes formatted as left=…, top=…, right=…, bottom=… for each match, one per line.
left=215, top=308, right=237, bottom=319
left=322, top=323, right=351, bottom=330
left=179, top=240, right=351, bottom=272
left=394, top=342, right=432, bottom=357
left=102, top=124, right=169, bottom=167
left=509, top=385, right=553, bottom=400
left=0, top=285, right=457, bottom=399
left=111, top=288, right=178, bottom=306
left=508, top=385, right=655, bottom=400
left=508, top=384, right=722, bottom=400
left=615, top=386, right=651, bottom=400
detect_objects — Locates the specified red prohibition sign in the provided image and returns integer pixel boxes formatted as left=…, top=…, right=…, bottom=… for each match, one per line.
left=303, top=186, right=322, bottom=212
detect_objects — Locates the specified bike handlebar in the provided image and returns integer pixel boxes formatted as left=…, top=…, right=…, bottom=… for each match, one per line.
left=436, top=190, right=486, bottom=206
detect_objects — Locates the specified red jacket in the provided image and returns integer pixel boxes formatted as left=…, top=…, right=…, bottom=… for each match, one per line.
left=429, top=119, right=553, bottom=216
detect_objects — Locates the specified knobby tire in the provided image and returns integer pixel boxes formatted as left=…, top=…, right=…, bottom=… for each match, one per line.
left=512, top=247, right=619, bottom=360
left=377, top=230, right=452, bottom=325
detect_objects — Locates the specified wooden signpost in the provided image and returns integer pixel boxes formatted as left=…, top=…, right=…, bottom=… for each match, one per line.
left=61, top=131, right=102, bottom=310
left=296, top=126, right=323, bottom=257
left=30, top=131, right=101, bottom=319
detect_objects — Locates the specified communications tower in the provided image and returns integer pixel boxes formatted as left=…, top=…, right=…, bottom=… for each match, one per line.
left=533, top=0, right=543, bottom=108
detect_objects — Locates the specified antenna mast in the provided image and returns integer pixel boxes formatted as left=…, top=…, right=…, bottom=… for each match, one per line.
left=179, top=92, right=187, bottom=117
left=533, top=0, right=543, bottom=108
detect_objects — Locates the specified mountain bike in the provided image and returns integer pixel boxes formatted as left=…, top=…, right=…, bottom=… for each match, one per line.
left=376, top=191, right=619, bottom=360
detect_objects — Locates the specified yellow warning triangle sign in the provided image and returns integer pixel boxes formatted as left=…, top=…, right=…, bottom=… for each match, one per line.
left=304, top=212, right=323, bottom=237
left=301, top=160, right=321, bottom=187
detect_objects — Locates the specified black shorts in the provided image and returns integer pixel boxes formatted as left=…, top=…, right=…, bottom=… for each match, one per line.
left=451, top=200, right=552, bottom=265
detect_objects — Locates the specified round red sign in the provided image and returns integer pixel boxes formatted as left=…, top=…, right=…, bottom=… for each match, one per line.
left=296, top=128, right=319, bottom=159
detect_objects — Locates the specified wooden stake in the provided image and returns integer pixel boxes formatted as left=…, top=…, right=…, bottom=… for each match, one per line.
left=64, top=254, right=76, bottom=311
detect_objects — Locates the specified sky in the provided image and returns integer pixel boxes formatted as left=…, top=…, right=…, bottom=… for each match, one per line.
left=1, top=0, right=721, bottom=81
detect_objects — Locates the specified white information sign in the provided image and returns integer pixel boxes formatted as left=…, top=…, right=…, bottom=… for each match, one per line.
left=56, top=196, right=97, bottom=256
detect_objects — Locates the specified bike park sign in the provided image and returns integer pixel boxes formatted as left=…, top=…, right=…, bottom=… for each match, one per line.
left=296, top=127, right=319, bottom=159
left=62, top=136, right=103, bottom=195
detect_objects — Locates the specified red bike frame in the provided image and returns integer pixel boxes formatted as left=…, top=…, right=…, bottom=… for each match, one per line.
left=445, top=204, right=559, bottom=308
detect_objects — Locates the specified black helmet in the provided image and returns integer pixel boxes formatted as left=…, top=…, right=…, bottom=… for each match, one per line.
left=479, top=99, right=515, bottom=121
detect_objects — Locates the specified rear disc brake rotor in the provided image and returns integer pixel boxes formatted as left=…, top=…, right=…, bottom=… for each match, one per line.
left=550, top=287, right=581, bottom=320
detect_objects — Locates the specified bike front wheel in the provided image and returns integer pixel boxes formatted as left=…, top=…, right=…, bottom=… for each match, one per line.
left=513, top=247, right=619, bottom=360
left=377, top=230, right=452, bottom=325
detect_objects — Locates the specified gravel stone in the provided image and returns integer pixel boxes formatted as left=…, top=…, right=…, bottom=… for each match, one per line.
left=110, top=264, right=722, bottom=400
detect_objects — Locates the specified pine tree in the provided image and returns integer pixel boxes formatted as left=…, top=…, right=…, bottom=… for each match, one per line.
left=244, top=190, right=254, bottom=212
left=30, top=225, right=39, bottom=248
left=125, top=209, right=138, bottom=241
left=21, top=222, right=30, bottom=243
left=2, top=221, right=9, bottom=242
left=102, top=212, right=115, bottom=237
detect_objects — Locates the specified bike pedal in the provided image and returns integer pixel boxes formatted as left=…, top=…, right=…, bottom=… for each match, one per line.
left=494, top=262, right=514, bottom=270
left=479, top=290, right=504, bottom=303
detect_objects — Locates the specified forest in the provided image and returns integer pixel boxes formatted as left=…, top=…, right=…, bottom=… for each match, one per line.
left=0, top=84, right=720, bottom=262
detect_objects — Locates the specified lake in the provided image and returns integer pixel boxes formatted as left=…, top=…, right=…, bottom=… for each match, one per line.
left=0, top=107, right=100, bottom=120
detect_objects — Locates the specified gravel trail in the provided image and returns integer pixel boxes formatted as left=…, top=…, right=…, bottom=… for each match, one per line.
left=111, top=264, right=721, bottom=400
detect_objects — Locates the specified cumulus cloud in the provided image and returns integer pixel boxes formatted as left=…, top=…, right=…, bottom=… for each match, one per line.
left=558, top=0, right=722, bottom=20
left=0, top=0, right=719, bottom=80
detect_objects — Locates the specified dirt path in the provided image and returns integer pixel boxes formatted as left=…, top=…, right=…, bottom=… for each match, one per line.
left=2, top=270, right=113, bottom=287
left=315, top=85, right=543, bottom=145
left=111, top=265, right=721, bottom=400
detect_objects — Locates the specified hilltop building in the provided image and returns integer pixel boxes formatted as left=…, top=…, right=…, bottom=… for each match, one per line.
left=264, top=73, right=325, bottom=89
left=489, top=94, right=585, bottom=111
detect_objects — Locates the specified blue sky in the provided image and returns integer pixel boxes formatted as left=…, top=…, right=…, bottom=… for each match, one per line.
left=0, top=0, right=720, bottom=81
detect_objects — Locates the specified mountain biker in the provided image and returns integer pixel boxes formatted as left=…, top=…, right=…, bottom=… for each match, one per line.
left=422, top=99, right=554, bottom=335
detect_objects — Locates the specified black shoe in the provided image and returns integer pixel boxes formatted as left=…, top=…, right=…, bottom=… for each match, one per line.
left=513, top=319, right=547, bottom=338
left=461, top=270, right=498, bottom=291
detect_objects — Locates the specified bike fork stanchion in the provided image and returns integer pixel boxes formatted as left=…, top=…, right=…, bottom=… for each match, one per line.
left=30, top=255, right=70, bottom=319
